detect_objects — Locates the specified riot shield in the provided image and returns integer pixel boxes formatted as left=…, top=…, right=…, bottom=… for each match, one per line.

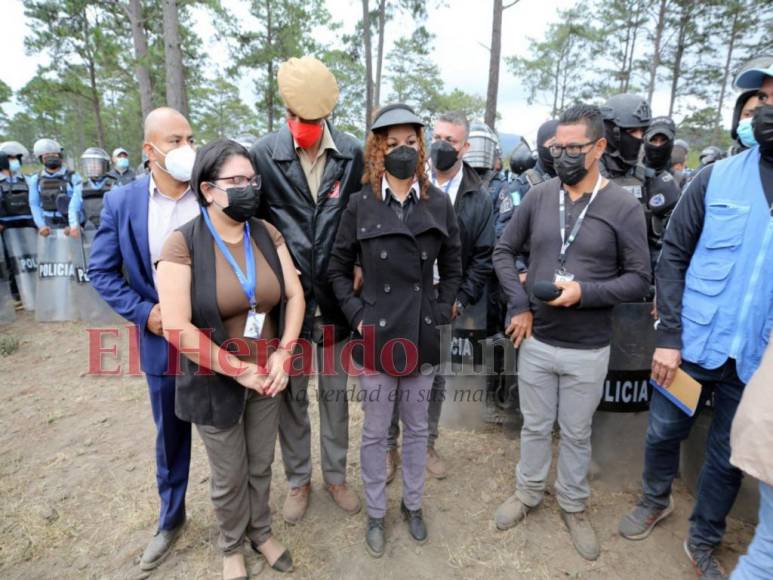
left=35, top=229, right=78, bottom=321
left=2, top=227, right=38, bottom=310
left=0, top=235, right=15, bottom=323
left=70, top=228, right=121, bottom=324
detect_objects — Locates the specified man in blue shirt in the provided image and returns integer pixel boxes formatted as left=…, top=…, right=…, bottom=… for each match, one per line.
left=0, top=145, right=34, bottom=231
left=68, top=147, right=116, bottom=237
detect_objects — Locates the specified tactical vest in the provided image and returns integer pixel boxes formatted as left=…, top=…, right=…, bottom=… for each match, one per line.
left=38, top=171, right=73, bottom=215
left=82, top=176, right=116, bottom=226
left=0, top=178, right=31, bottom=217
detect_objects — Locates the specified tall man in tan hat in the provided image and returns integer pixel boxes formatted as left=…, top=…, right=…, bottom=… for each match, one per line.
left=251, top=56, right=365, bottom=523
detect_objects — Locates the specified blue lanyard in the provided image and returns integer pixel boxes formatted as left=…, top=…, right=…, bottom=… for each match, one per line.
left=201, top=208, right=256, bottom=308
left=431, top=172, right=454, bottom=194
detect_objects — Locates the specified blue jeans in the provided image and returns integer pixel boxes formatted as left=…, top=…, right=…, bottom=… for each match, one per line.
left=641, top=359, right=745, bottom=549
left=731, top=481, right=773, bottom=579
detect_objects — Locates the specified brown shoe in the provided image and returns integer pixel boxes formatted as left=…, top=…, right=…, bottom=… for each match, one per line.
left=326, top=483, right=361, bottom=515
left=426, top=447, right=448, bottom=480
left=283, top=482, right=311, bottom=524
left=386, top=448, right=400, bottom=484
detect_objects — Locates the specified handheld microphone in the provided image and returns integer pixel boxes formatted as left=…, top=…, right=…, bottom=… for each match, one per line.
left=533, top=280, right=563, bottom=302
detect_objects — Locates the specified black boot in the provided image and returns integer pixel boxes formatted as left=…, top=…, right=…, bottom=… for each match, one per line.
left=400, top=500, right=428, bottom=544
left=365, top=517, right=385, bottom=558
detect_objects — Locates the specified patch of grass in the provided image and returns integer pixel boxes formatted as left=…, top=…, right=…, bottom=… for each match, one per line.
left=0, top=336, right=19, bottom=357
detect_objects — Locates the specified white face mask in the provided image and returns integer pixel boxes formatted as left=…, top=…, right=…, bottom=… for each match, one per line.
left=151, top=143, right=195, bottom=183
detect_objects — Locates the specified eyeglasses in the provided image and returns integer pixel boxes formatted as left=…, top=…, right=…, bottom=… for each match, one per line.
left=549, top=139, right=599, bottom=158
left=213, top=175, right=262, bottom=189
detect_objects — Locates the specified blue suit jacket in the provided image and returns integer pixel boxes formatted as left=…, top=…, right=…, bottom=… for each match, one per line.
left=88, top=175, right=171, bottom=375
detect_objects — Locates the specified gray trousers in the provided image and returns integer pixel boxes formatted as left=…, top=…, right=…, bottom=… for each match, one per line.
left=279, top=320, right=350, bottom=487
left=388, top=373, right=445, bottom=449
left=515, top=336, right=610, bottom=513
left=359, top=370, right=435, bottom=518
left=196, top=390, right=279, bottom=554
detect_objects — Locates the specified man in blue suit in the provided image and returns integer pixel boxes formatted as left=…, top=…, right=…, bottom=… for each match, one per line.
left=89, top=107, right=198, bottom=571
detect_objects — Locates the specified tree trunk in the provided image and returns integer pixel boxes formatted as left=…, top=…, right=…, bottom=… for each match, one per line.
left=646, top=0, right=667, bottom=105
left=485, top=0, right=503, bottom=129
left=162, top=0, right=188, bottom=117
left=713, top=6, right=740, bottom=141
left=362, top=0, right=374, bottom=130
left=126, top=0, right=153, bottom=120
left=266, top=0, right=274, bottom=132
left=374, top=0, right=386, bottom=107
left=87, top=58, right=106, bottom=149
left=667, top=6, right=689, bottom=117
left=623, top=0, right=642, bottom=93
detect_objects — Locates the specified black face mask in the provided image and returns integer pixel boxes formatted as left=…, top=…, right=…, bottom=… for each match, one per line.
left=644, top=141, right=673, bottom=171
left=619, top=131, right=643, bottom=165
left=212, top=184, right=261, bottom=223
left=538, top=145, right=555, bottom=176
left=384, top=145, right=419, bottom=180
left=430, top=140, right=459, bottom=172
left=753, top=104, right=773, bottom=158
left=44, top=157, right=63, bottom=171
left=555, top=151, right=589, bottom=186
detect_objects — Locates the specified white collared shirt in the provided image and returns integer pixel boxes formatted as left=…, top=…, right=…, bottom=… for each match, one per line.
left=380, top=175, right=421, bottom=203
left=147, top=173, right=199, bottom=286
left=431, top=163, right=464, bottom=206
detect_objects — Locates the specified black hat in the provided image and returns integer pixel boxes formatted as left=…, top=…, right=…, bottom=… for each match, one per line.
left=371, top=103, right=425, bottom=132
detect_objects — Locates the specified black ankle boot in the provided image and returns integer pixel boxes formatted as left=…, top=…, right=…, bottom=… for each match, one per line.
left=366, top=517, right=385, bottom=558
left=400, top=500, right=428, bottom=544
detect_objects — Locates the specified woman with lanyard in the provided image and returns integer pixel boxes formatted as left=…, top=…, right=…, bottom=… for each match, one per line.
left=328, top=103, right=462, bottom=557
left=157, top=139, right=305, bottom=579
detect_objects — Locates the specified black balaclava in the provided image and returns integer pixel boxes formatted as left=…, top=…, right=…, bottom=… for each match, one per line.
left=536, top=119, right=559, bottom=177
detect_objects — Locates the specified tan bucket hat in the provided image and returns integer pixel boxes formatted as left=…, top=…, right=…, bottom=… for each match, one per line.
left=277, top=56, right=339, bottom=120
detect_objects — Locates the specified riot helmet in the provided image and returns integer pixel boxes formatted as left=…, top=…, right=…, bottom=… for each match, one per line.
left=33, top=138, right=64, bottom=171
left=464, top=122, right=499, bottom=170
left=80, top=147, right=111, bottom=179
left=601, top=94, right=652, bottom=166
left=699, top=145, right=724, bottom=167
left=0, top=141, right=29, bottom=159
left=509, top=138, right=536, bottom=175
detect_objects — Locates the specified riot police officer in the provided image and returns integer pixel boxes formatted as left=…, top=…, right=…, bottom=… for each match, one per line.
left=642, top=116, right=682, bottom=269
left=496, top=120, right=558, bottom=238
left=670, top=139, right=690, bottom=189
left=69, top=147, right=116, bottom=237
left=601, top=94, right=675, bottom=271
left=28, top=138, right=82, bottom=236
left=464, top=122, right=507, bottom=210
left=106, top=147, right=136, bottom=185
left=0, top=142, right=33, bottom=230
left=508, top=138, right=536, bottom=181
left=698, top=145, right=725, bottom=169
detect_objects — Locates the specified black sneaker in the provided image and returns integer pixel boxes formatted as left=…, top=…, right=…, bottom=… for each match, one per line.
left=400, top=500, right=428, bottom=544
left=365, top=517, right=385, bottom=558
left=683, top=539, right=728, bottom=580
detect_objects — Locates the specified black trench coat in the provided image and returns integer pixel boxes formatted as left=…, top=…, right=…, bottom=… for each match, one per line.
left=327, top=182, right=462, bottom=375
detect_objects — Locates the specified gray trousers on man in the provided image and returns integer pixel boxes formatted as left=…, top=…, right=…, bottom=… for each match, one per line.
left=279, top=317, right=350, bottom=487
left=196, top=391, right=279, bottom=553
left=359, top=370, right=435, bottom=518
left=515, top=336, right=610, bottom=513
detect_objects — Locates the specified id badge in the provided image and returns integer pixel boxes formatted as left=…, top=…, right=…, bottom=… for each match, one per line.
left=554, top=268, right=575, bottom=283
left=244, top=310, right=265, bottom=339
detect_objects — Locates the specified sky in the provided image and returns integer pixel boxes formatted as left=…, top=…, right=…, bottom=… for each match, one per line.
left=2, top=0, right=727, bottom=146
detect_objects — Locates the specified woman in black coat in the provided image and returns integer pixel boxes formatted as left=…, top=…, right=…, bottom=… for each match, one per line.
left=327, top=103, right=462, bottom=557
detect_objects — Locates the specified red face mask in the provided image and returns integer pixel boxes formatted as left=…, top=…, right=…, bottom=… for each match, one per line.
left=288, top=118, right=323, bottom=149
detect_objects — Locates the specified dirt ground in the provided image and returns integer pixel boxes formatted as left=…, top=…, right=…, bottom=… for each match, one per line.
left=0, top=312, right=755, bottom=579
